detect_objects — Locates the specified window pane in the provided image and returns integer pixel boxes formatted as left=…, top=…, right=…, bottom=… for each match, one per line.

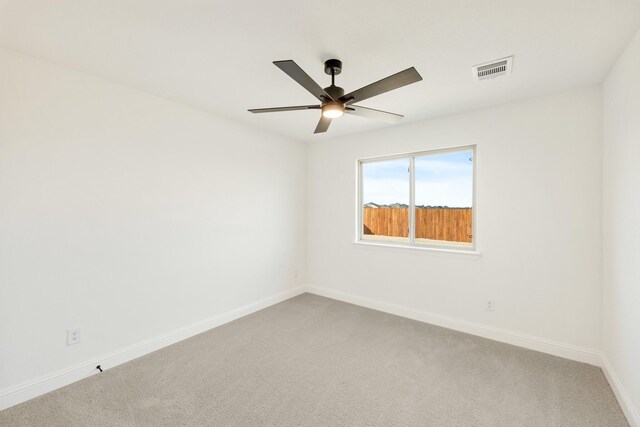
left=362, top=158, right=410, bottom=242
left=414, top=150, right=473, bottom=246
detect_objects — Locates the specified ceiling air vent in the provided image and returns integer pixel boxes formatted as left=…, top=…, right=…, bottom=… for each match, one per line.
left=472, top=56, right=513, bottom=81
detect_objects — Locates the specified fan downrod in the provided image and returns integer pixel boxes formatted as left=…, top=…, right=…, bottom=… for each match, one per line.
left=323, top=59, right=344, bottom=99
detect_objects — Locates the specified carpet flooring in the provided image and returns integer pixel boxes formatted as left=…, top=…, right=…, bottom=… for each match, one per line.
left=0, top=293, right=628, bottom=426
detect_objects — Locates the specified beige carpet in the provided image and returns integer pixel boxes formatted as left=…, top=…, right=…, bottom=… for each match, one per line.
left=0, top=293, right=628, bottom=426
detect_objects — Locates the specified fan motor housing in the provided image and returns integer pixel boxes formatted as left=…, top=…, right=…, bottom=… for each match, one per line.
left=324, top=85, right=345, bottom=100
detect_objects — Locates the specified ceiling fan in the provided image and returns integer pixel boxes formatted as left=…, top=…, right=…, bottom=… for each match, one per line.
left=248, top=59, right=423, bottom=134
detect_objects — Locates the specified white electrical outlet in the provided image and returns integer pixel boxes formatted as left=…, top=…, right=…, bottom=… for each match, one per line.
left=486, top=300, right=495, bottom=311
left=67, top=328, right=81, bottom=345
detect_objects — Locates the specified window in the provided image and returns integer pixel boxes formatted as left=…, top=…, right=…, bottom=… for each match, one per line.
left=358, top=146, right=475, bottom=250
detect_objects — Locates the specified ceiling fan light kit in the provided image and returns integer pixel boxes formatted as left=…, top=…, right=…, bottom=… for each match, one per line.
left=248, top=58, right=423, bottom=134
left=321, top=102, right=345, bottom=119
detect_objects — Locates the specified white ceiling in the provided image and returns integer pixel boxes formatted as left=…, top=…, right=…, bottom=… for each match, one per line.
left=1, top=0, right=639, bottom=142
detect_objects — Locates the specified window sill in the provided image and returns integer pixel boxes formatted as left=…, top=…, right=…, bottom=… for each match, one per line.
left=353, top=240, right=481, bottom=258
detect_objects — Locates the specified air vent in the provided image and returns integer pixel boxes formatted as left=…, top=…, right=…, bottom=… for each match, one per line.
left=472, top=56, right=513, bottom=81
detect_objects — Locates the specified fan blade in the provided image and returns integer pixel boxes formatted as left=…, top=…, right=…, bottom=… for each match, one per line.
left=314, top=116, right=332, bottom=134
left=274, top=60, right=332, bottom=102
left=248, top=105, right=320, bottom=113
left=345, top=105, right=403, bottom=123
left=339, top=67, right=422, bottom=105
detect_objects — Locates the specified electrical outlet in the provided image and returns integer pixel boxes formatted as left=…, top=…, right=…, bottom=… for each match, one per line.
left=485, top=300, right=495, bottom=311
left=67, top=328, right=81, bottom=345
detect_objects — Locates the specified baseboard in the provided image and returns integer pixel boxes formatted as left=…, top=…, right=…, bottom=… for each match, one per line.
left=602, top=356, right=639, bottom=427
left=0, top=286, right=306, bottom=411
left=305, top=285, right=602, bottom=366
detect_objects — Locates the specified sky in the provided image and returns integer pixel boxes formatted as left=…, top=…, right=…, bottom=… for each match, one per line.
left=362, top=150, right=473, bottom=207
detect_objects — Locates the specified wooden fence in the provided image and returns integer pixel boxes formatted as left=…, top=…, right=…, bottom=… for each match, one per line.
left=363, top=208, right=472, bottom=243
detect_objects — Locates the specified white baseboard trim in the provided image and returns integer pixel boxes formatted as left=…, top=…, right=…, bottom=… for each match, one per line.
left=305, top=285, right=602, bottom=366
left=0, top=286, right=306, bottom=411
left=602, top=356, right=639, bottom=427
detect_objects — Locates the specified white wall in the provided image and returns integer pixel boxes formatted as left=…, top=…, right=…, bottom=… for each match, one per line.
left=603, top=29, right=640, bottom=424
left=0, top=48, right=306, bottom=394
left=307, top=86, right=603, bottom=354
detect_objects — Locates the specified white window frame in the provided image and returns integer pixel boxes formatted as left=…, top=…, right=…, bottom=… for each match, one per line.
left=356, top=145, right=477, bottom=252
